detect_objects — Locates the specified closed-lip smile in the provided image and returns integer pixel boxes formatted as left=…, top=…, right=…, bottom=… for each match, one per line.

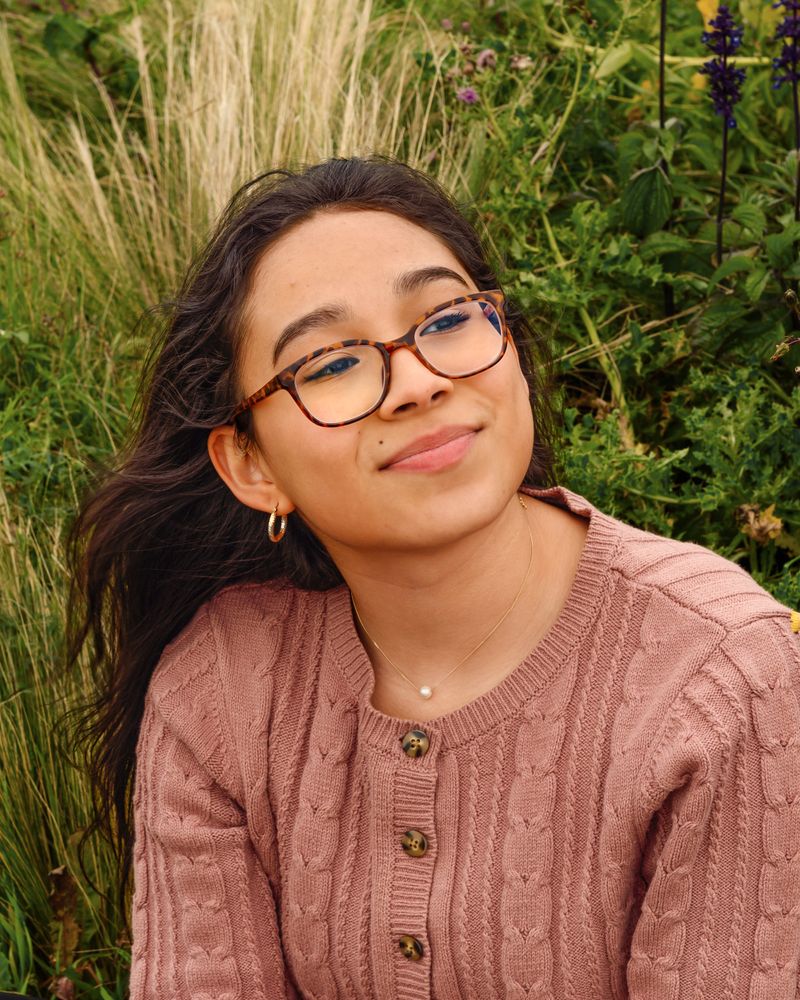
left=379, top=425, right=479, bottom=470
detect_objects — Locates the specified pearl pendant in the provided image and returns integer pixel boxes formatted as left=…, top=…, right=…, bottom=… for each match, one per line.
left=419, top=685, right=433, bottom=699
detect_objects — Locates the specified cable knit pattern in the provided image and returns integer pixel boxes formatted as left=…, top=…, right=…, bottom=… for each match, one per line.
left=499, top=641, right=573, bottom=999
left=283, top=674, right=358, bottom=997
left=129, top=484, right=800, bottom=999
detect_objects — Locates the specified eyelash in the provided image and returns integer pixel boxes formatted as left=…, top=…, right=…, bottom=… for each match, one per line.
left=304, top=355, right=360, bottom=382
left=420, top=310, right=469, bottom=335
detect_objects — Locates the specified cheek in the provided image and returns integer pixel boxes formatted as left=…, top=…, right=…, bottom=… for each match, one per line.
left=492, top=350, right=535, bottom=454
left=254, top=402, right=363, bottom=495
left=486, top=346, right=533, bottom=413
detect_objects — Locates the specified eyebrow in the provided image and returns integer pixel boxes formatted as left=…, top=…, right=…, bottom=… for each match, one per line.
left=270, top=265, right=471, bottom=366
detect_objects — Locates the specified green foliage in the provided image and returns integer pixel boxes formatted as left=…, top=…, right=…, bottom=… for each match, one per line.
left=427, top=0, right=799, bottom=605
left=0, top=888, right=36, bottom=995
left=2, top=0, right=800, bottom=996
left=2, top=1, right=147, bottom=129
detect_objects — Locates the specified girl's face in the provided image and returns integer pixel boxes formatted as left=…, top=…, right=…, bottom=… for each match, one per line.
left=209, top=208, right=534, bottom=557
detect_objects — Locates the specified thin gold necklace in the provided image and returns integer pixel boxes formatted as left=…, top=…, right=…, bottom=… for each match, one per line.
left=351, top=494, right=534, bottom=700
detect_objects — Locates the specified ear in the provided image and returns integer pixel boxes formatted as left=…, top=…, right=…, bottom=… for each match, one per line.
left=207, top=424, right=296, bottom=516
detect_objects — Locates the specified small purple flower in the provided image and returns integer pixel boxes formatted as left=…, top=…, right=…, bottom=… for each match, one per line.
left=771, top=0, right=800, bottom=88
left=441, top=18, right=453, bottom=30
left=460, top=20, right=471, bottom=32
left=456, top=86, right=479, bottom=104
left=476, top=48, right=497, bottom=69
left=699, top=5, right=746, bottom=128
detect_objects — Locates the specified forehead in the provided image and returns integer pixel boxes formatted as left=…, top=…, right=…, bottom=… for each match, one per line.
left=247, top=208, right=470, bottom=322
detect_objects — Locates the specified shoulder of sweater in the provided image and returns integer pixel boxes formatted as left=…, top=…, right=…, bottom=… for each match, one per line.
left=604, top=512, right=793, bottom=631
left=600, top=525, right=800, bottom=806
left=146, top=578, right=330, bottom=717
left=601, top=517, right=800, bottom=779
left=628, top=610, right=800, bottom=804
left=588, top=510, right=799, bottom=758
left=141, top=580, right=332, bottom=796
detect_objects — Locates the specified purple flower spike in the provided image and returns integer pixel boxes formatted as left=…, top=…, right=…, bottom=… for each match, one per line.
left=699, top=5, right=746, bottom=127
left=772, top=0, right=800, bottom=88
left=456, top=86, right=479, bottom=104
left=701, top=5, right=744, bottom=55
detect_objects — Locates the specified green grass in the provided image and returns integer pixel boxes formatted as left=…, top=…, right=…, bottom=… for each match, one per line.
left=0, top=1, right=485, bottom=993
left=1, top=0, right=799, bottom=995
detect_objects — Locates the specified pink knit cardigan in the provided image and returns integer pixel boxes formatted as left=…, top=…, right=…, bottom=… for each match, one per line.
left=129, top=484, right=800, bottom=999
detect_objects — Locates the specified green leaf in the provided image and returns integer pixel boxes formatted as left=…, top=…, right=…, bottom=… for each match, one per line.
left=616, top=131, right=645, bottom=184
left=743, top=263, right=770, bottom=303
left=707, top=255, right=755, bottom=292
left=765, top=221, right=800, bottom=270
left=42, top=13, right=90, bottom=58
left=682, top=137, right=720, bottom=173
left=594, top=41, right=635, bottom=79
left=692, top=296, right=747, bottom=334
left=0, top=328, right=30, bottom=345
left=639, top=231, right=693, bottom=259
left=620, top=165, right=673, bottom=237
left=731, top=203, right=767, bottom=239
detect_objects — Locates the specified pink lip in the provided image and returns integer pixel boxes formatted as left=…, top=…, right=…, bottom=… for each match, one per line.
left=380, top=426, right=479, bottom=472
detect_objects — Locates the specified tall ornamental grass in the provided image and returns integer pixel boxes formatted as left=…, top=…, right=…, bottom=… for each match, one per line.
left=0, top=2, right=482, bottom=995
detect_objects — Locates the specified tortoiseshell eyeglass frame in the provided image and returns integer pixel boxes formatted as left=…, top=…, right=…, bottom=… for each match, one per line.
left=229, top=289, right=509, bottom=428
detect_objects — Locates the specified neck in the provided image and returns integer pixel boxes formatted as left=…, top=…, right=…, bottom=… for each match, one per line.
left=332, top=493, right=560, bottom=695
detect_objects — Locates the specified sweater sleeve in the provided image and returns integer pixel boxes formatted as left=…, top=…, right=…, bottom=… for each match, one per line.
left=625, top=613, right=800, bottom=999
left=129, top=679, right=299, bottom=999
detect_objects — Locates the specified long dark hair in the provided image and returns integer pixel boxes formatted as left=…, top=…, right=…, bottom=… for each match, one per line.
left=63, top=154, right=565, bottom=934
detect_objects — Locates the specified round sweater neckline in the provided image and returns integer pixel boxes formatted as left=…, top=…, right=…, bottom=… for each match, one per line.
left=325, top=484, right=621, bottom=751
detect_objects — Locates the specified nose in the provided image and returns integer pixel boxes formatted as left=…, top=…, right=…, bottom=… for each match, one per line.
left=377, top=345, right=453, bottom=419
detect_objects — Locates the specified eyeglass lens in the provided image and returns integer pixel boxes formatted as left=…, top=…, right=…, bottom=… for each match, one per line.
left=293, top=299, right=504, bottom=425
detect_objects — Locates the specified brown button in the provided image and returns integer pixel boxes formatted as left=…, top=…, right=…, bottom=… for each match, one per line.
left=401, top=829, right=428, bottom=858
left=400, top=729, right=429, bottom=758
left=398, top=934, right=424, bottom=961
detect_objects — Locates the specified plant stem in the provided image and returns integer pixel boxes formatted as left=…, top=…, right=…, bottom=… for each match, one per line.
left=543, top=30, right=771, bottom=69
left=717, top=121, right=728, bottom=265
left=792, top=70, right=800, bottom=328
left=658, top=0, right=675, bottom=317
left=794, top=75, right=800, bottom=224
left=792, top=2, right=800, bottom=226
left=659, top=0, right=667, bottom=130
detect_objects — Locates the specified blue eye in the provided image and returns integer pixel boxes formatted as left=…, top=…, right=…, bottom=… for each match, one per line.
left=420, top=310, right=470, bottom=336
left=303, top=355, right=360, bottom=382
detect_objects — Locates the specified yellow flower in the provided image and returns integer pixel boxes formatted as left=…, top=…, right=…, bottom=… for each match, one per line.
left=696, top=0, right=717, bottom=26
left=791, top=609, right=800, bottom=634
left=736, top=502, right=784, bottom=545
left=688, top=71, right=707, bottom=103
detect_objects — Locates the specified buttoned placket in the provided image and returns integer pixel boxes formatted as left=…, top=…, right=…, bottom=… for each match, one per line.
left=365, top=723, right=439, bottom=999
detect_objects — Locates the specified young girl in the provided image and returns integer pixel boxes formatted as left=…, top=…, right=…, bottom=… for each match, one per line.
left=68, top=156, right=800, bottom=999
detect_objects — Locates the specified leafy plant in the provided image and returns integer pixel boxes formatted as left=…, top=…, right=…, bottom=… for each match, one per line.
left=699, top=4, right=747, bottom=263
left=1, top=1, right=799, bottom=996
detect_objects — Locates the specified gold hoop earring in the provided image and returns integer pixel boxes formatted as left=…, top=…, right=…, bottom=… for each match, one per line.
left=267, top=503, right=287, bottom=543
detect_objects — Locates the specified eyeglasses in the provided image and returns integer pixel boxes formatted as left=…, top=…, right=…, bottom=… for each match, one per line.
left=230, top=289, right=510, bottom=427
